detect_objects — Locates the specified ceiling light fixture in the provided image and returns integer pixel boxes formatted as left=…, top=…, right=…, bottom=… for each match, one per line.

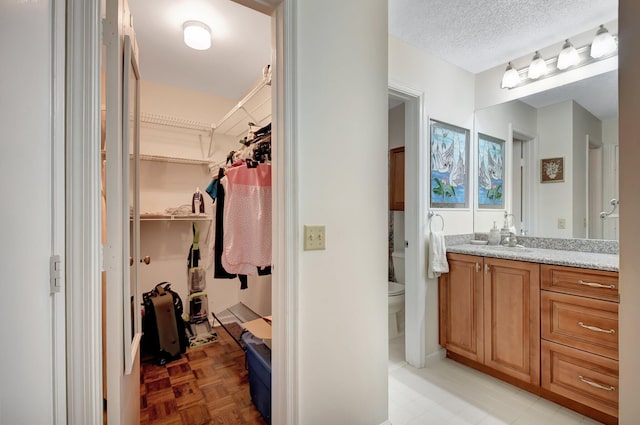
left=501, top=62, right=521, bottom=89
left=183, top=21, right=211, bottom=50
left=527, top=51, right=547, bottom=80
left=557, top=39, right=579, bottom=70
left=590, top=25, right=617, bottom=58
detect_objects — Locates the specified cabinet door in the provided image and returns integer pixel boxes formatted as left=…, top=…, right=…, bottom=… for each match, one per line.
left=389, top=147, right=404, bottom=211
left=484, top=258, right=540, bottom=384
left=439, top=253, right=484, bottom=363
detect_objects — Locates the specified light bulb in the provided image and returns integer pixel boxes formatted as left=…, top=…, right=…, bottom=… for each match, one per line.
left=527, top=51, right=547, bottom=80
left=501, top=62, right=521, bottom=89
left=183, top=21, right=211, bottom=51
left=590, top=25, right=617, bottom=58
left=557, top=39, right=579, bottom=70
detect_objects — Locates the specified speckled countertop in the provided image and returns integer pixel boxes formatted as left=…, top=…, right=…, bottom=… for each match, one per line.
left=445, top=234, right=619, bottom=272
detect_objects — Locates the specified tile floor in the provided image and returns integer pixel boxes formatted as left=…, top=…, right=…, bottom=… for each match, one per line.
left=388, top=336, right=604, bottom=425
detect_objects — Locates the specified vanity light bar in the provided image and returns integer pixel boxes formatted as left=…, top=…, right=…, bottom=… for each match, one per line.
left=501, top=35, right=618, bottom=90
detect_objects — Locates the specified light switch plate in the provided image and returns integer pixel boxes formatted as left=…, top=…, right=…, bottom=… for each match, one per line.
left=304, top=225, right=326, bottom=250
left=558, top=218, right=566, bottom=229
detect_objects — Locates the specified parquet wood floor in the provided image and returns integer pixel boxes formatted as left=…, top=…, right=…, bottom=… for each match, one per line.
left=140, top=327, right=268, bottom=425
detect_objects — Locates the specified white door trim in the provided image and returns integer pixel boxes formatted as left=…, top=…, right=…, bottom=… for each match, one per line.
left=65, top=0, right=103, bottom=423
left=270, top=1, right=298, bottom=423
left=51, top=0, right=67, bottom=423
left=388, top=81, right=426, bottom=367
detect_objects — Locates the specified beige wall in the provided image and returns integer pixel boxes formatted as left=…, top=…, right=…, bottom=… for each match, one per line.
left=296, top=0, right=389, bottom=423
left=618, top=0, right=640, bottom=422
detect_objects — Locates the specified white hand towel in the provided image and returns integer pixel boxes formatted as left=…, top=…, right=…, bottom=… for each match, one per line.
left=428, top=231, right=449, bottom=279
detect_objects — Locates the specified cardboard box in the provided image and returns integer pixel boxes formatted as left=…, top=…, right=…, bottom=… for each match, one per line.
left=242, top=316, right=272, bottom=340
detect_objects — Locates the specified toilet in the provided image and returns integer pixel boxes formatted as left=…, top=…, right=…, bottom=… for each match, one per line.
left=388, top=252, right=405, bottom=339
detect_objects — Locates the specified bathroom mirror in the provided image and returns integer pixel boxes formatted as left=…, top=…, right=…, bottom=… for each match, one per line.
left=474, top=70, right=619, bottom=240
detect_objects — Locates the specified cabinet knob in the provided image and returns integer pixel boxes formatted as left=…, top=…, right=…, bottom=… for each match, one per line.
left=140, top=256, right=151, bottom=265
left=475, top=263, right=481, bottom=272
left=485, top=264, right=490, bottom=273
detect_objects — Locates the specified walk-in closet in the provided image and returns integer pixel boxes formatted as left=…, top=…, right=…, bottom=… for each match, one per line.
left=100, top=0, right=275, bottom=423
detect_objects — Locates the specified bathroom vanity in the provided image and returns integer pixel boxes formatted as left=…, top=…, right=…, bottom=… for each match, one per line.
left=438, top=240, right=619, bottom=424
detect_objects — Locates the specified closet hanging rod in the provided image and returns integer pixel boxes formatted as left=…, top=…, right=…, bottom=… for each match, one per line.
left=141, top=112, right=214, bottom=134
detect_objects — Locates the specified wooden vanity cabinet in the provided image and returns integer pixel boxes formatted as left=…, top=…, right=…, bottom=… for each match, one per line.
left=540, top=264, right=619, bottom=421
left=439, top=253, right=540, bottom=385
left=389, top=147, right=404, bottom=211
left=440, top=257, right=619, bottom=423
left=483, top=257, right=540, bottom=385
left=438, top=253, right=484, bottom=363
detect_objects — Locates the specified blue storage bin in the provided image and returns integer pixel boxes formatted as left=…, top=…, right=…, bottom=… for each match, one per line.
left=242, top=332, right=271, bottom=424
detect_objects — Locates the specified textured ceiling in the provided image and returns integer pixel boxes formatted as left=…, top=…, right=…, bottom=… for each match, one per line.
left=128, top=0, right=271, bottom=100
left=389, top=0, right=618, bottom=73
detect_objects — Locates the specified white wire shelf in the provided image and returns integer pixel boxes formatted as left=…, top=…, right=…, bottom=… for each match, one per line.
left=138, top=154, right=210, bottom=166
left=136, top=214, right=212, bottom=221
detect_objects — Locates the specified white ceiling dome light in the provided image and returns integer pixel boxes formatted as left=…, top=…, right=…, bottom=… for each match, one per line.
left=590, top=25, right=617, bottom=58
left=183, top=20, right=212, bottom=50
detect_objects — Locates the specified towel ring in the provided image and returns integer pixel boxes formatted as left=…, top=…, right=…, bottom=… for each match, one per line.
left=428, top=211, right=445, bottom=232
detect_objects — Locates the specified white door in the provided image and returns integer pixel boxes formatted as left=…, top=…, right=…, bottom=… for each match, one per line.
left=103, top=0, right=142, bottom=422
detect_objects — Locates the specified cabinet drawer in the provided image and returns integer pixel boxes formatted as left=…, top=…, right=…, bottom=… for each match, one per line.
left=541, top=265, right=618, bottom=302
left=541, top=291, right=618, bottom=360
left=542, top=340, right=618, bottom=418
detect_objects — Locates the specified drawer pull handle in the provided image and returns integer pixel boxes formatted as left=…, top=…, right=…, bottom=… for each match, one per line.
left=578, top=279, right=616, bottom=289
left=578, top=375, right=616, bottom=392
left=578, top=322, right=615, bottom=334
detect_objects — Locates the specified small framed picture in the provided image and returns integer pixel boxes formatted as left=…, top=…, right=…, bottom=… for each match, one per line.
left=541, top=157, right=564, bottom=183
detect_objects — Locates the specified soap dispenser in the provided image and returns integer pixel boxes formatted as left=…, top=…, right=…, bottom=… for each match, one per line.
left=488, top=221, right=501, bottom=245
left=500, top=217, right=511, bottom=245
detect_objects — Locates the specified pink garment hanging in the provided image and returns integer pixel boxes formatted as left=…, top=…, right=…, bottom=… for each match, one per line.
left=221, top=163, right=272, bottom=275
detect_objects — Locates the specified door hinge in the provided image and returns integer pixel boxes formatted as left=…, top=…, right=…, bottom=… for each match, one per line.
left=50, top=254, right=63, bottom=294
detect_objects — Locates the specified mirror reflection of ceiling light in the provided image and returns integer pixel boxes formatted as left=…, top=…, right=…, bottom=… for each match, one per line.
left=183, top=20, right=211, bottom=50
left=590, top=25, right=617, bottom=58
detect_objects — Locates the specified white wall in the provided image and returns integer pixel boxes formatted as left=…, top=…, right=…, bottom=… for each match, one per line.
left=296, top=0, right=388, bottom=423
left=0, top=1, right=55, bottom=423
left=618, top=1, right=640, bottom=422
left=389, top=35, right=476, bottom=356
left=536, top=101, right=574, bottom=238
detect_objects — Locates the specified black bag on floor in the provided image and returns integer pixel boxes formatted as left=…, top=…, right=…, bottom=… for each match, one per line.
left=142, top=282, right=188, bottom=365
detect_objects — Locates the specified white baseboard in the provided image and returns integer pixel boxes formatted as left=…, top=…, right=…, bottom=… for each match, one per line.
left=424, top=348, right=446, bottom=365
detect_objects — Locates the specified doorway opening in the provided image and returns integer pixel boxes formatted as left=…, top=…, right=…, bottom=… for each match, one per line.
left=511, top=132, right=535, bottom=236
left=388, top=85, right=426, bottom=370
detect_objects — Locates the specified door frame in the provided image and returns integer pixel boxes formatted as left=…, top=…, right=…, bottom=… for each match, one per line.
left=388, top=82, right=426, bottom=367
left=66, top=0, right=103, bottom=423
left=66, top=0, right=298, bottom=424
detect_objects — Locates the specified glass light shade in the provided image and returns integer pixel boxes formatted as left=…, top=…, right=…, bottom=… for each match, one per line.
left=501, top=62, right=521, bottom=89
left=527, top=51, right=547, bottom=79
left=590, top=25, right=617, bottom=58
left=183, top=21, right=211, bottom=50
left=557, top=40, right=579, bottom=70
